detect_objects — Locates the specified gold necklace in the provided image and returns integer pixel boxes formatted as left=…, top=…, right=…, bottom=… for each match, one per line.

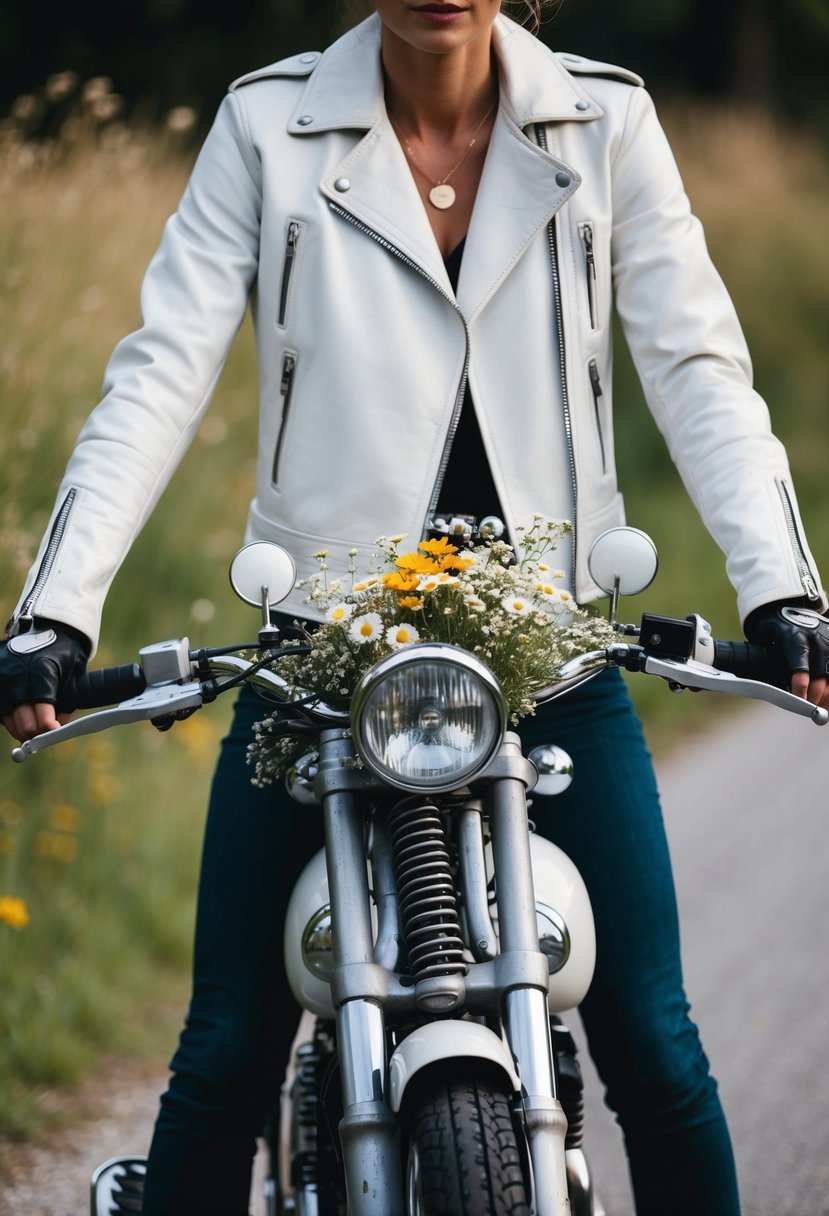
left=390, top=102, right=496, bottom=210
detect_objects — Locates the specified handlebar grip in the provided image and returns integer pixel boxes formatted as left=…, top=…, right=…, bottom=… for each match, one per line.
left=68, top=663, right=147, bottom=710
left=712, top=640, right=778, bottom=683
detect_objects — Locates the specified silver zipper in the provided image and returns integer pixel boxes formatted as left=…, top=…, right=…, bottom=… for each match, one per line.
left=578, top=221, right=598, bottom=329
left=776, top=478, right=820, bottom=600
left=278, top=220, right=302, bottom=328
left=535, top=125, right=578, bottom=592
left=9, top=487, right=78, bottom=633
left=588, top=359, right=606, bottom=473
left=327, top=201, right=469, bottom=528
left=272, top=351, right=298, bottom=487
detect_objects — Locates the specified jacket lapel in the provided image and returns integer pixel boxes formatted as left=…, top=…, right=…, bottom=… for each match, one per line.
left=286, top=13, right=600, bottom=312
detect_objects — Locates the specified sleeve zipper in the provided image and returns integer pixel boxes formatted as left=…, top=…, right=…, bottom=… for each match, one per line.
left=578, top=221, right=598, bottom=330
left=272, top=351, right=298, bottom=487
left=7, top=487, right=78, bottom=635
left=776, top=478, right=821, bottom=601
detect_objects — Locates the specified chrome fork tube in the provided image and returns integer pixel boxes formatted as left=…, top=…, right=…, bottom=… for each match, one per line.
left=489, top=733, right=570, bottom=1216
left=319, top=732, right=403, bottom=1215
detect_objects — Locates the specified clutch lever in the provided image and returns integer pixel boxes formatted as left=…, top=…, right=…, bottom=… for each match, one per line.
left=645, top=656, right=829, bottom=725
left=11, top=681, right=205, bottom=763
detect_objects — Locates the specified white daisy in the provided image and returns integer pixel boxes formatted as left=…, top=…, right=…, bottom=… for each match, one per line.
left=326, top=602, right=354, bottom=624
left=348, top=613, right=384, bottom=644
left=385, top=623, right=420, bottom=649
left=501, top=596, right=533, bottom=615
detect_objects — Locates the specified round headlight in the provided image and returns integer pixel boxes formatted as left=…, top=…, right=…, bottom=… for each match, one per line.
left=351, top=644, right=507, bottom=792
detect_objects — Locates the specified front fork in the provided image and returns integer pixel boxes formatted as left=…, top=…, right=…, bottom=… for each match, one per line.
left=318, top=729, right=570, bottom=1216
left=490, top=734, right=571, bottom=1215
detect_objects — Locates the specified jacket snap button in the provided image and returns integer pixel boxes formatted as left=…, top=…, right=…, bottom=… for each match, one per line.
left=300, top=54, right=317, bottom=64
left=575, top=101, right=590, bottom=112
left=555, top=171, right=571, bottom=188
left=334, top=178, right=351, bottom=192
left=297, top=114, right=313, bottom=126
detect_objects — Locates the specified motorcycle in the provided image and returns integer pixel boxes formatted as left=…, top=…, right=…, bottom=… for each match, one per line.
left=10, top=526, right=827, bottom=1216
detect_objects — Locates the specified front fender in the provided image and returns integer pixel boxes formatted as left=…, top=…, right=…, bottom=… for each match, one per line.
left=388, top=1021, right=520, bottom=1112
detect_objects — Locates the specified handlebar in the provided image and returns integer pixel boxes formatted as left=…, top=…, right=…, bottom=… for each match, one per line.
left=12, top=611, right=828, bottom=763
left=69, top=663, right=147, bottom=711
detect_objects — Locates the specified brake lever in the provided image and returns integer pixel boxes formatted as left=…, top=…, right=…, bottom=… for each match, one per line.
left=10, top=681, right=205, bottom=762
left=644, top=656, right=829, bottom=725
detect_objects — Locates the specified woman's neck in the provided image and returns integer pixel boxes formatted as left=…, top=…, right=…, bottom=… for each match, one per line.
left=381, top=29, right=498, bottom=138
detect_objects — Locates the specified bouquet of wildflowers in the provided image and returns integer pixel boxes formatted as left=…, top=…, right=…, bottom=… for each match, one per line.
left=248, top=517, right=615, bottom=785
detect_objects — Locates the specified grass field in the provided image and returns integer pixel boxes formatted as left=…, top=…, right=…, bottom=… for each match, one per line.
left=0, top=84, right=826, bottom=1141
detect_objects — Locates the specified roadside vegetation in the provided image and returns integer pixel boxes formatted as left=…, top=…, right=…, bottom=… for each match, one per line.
left=0, top=78, right=826, bottom=1142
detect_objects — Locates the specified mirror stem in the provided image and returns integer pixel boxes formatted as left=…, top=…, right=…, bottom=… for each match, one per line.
left=609, top=576, right=621, bottom=626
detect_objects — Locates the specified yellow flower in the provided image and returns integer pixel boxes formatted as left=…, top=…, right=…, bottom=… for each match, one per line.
left=419, top=537, right=459, bottom=556
left=396, top=552, right=439, bottom=574
left=440, top=554, right=474, bottom=572
left=0, top=896, right=29, bottom=930
left=34, top=831, right=78, bottom=863
left=50, top=804, right=82, bottom=833
left=398, top=595, right=423, bottom=610
left=383, top=571, right=419, bottom=592
left=0, top=800, right=22, bottom=825
left=0, top=830, right=15, bottom=856
left=88, top=774, right=120, bottom=807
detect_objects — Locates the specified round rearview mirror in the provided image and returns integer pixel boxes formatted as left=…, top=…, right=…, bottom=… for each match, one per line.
left=229, top=542, right=296, bottom=607
left=587, top=527, right=658, bottom=597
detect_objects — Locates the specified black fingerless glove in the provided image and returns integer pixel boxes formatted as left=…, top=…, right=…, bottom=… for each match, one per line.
left=0, top=620, right=91, bottom=715
left=744, top=601, right=829, bottom=685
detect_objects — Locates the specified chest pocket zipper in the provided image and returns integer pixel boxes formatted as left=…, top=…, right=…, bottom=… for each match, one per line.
left=588, top=359, right=607, bottom=473
left=578, top=222, right=598, bottom=330
left=272, top=351, right=298, bottom=487
left=277, top=220, right=306, bottom=328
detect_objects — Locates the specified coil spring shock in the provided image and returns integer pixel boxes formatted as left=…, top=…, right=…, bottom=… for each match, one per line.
left=551, top=1020, right=586, bottom=1149
left=389, top=799, right=467, bottom=980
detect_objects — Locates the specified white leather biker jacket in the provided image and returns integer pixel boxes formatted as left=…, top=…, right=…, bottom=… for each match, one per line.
left=10, top=14, right=825, bottom=651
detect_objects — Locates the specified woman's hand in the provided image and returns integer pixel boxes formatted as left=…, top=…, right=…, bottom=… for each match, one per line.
left=744, top=602, right=829, bottom=710
left=0, top=623, right=88, bottom=742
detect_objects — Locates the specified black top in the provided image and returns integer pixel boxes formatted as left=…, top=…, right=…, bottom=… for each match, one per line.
left=435, top=239, right=505, bottom=524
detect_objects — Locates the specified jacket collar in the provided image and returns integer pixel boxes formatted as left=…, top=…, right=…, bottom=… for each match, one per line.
left=287, top=13, right=603, bottom=135
left=289, top=14, right=593, bottom=318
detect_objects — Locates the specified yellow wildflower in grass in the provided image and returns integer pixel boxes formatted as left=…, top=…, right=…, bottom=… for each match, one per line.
left=88, top=773, right=120, bottom=807
left=50, top=804, right=82, bottom=833
left=34, top=830, right=79, bottom=863
left=179, top=713, right=219, bottom=767
left=0, top=800, right=22, bottom=825
left=398, top=595, right=423, bottom=610
left=0, top=896, right=30, bottom=930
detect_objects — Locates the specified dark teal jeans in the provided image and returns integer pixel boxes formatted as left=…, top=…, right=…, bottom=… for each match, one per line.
left=142, top=669, right=740, bottom=1215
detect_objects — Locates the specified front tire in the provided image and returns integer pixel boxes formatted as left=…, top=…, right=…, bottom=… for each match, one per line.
left=402, top=1072, right=531, bottom=1216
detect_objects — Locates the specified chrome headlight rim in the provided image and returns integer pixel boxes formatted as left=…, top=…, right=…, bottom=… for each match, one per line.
left=350, top=642, right=508, bottom=793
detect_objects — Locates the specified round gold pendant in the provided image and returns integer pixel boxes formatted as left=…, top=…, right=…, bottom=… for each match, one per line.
left=429, top=184, right=456, bottom=210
